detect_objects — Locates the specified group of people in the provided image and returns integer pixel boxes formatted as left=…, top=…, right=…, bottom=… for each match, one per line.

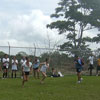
left=74, top=54, right=100, bottom=84
left=1, top=53, right=100, bottom=85
left=0, top=54, right=50, bottom=87
left=88, top=54, right=100, bottom=76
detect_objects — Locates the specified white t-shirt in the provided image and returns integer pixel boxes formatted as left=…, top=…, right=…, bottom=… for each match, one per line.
left=88, top=56, right=94, bottom=65
left=20, top=59, right=26, bottom=64
left=22, top=62, right=32, bottom=72
left=20, top=59, right=26, bottom=68
left=2, top=58, right=9, bottom=68
left=40, top=62, right=49, bottom=73
left=12, top=59, right=18, bottom=70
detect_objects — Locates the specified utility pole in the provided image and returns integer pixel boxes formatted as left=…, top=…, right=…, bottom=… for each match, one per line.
left=8, top=42, right=10, bottom=56
left=8, top=42, right=10, bottom=78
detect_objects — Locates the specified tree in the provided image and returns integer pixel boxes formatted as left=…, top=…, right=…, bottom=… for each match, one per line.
left=17, top=51, right=28, bottom=57
left=0, top=51, right=6, bottom=58
left=47, top=0, right=100, bottom=56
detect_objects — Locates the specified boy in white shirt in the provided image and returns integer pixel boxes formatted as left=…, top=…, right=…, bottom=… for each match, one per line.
left=88, top=54, right=94, bottom=76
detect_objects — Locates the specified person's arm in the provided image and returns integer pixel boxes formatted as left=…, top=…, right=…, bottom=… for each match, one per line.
left=12, top=60, right=14, bottom=65
left=40, top=62, right=45, bottom=65
left=30, top=67, right=32, bottom=74
left=2, top=58, right=5, bottom=64
left=15, top=60, right=18, bottom=65
left=40, top=62, right=45, bottom=68
left=6, top=58, right=9, bottom=63
left=22, top=63, right=25, bottom=71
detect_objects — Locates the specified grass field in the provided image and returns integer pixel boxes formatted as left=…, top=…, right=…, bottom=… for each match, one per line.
left=0, top=75, right=100, bottom=100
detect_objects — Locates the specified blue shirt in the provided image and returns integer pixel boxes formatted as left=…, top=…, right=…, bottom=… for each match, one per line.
left=33, top=59, right=40, bottom=68
left=75, top=58, right=83, bottom=69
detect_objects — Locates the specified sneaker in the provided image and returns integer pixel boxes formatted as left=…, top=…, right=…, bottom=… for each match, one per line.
left=40, top=81, right=44, bottom=84
left=21, top=76, right=23, bottom=79
left=77, top=81, right=81, bottom=84
left=96, top=74, right=98, bottom=76
left=80, top=78, right=83, bottom=81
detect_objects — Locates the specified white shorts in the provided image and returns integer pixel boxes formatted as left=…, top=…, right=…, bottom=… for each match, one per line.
left=40, top=65, right=47, bottom=73
left=12, top=65, right=17, bottom=70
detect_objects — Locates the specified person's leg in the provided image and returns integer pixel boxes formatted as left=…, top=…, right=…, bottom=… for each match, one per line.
left=26, top=75, right=29, bottom=81
left=90, top=69, right=92, bottom=76
left=77, top=68, right=82, bottom=83
left=96, top=69, right=98, bottom=76
left=5, top=69, right=8, bottom=78
left=3, top=68, right=6, bottom=78
left=15, top=70, right=17, bottom=78
left=37, top=69, right=40, bottom=79
left=11, top=70, right=14, bottom=78
left=90, top=64, right=93, bottom=76
left=96, top=66, right=99, bottom=76
left=41, top=72, right=47, bottom=83
left=77, top=72, right=81, bottom=81
left=33, top=69, right=36, bottom=78
left=22, top=73, right=26, bottom=87
left=21, top=70, right=24, bottom=79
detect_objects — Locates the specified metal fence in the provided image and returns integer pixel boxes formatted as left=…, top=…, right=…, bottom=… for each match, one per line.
left=0, top=45, right=100, bottom=77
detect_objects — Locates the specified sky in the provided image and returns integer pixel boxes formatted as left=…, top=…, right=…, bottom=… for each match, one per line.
left=0, top=0, right=65, bottom=48
left=0, top=0, right=99, bottom=55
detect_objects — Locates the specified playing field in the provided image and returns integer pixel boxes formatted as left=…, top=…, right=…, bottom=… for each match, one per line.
left=0, top=76, right=99, bottom=100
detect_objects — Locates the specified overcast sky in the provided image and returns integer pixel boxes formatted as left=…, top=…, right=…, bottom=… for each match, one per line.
left=0, top=0, right=66, bottom=48
left=0, top=0, right=99, bottom=55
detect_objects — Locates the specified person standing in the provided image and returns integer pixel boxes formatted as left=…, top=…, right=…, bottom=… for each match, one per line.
left=33, top=57, right=40, bottom=79
left=88, top=54, right=94, bottom=76
left=11, top=56, right=18, bottom=78
left=74, top=55, right=83, bottom=84
left=2, top=54, right=9, bottom=78
left=96, top=56, right=100, bottom=76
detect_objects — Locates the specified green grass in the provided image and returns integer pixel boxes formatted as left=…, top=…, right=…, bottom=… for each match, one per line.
left=0, top=75, right=100, bottom=100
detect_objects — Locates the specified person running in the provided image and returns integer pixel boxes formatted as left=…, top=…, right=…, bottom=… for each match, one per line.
left=20, top=56, right=26, bottom=79
left=88, top=54, right=94, bottom=76
left=40, top=58, right=49, bottom=84
left=33, top=57, right=40, bottom=79
left=11, top=56, right=18, bottom=78
left=96, top=56, right=100, bottom=76
left=2, top=54, right=9, bottom=78
left=22, top=57, right=32, bottom=87
left=74, top=55, right=83, bottom=84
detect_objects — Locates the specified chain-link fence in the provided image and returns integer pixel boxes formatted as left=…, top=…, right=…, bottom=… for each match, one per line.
left=0, top=45, right=100, bottom=77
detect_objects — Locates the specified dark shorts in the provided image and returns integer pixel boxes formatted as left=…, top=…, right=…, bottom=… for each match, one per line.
left=76, top=68, right=82, bottom=73
left=24, top=72, right=29, bottom=75
left=88, top=64, right=94, bottom=69
left=97, top=66, right=100, bottom=70
left=33, top=68, right=38, bottom=70
left=3, top=66, right=7, bottom=69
